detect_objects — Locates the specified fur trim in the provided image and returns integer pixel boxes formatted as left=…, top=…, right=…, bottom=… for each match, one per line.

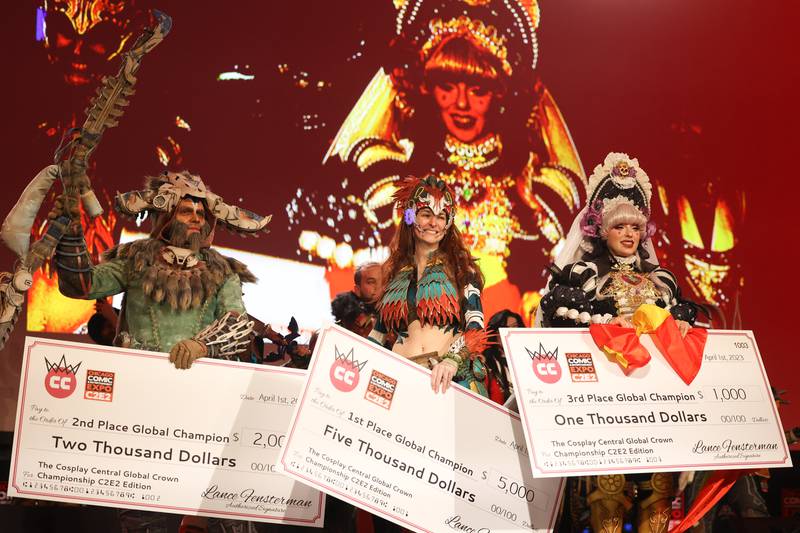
left=101, top=238, right=256, bottom=310
left=220, top=254, right=257, bottom=284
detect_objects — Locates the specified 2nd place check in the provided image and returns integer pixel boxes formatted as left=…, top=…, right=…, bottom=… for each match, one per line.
left=502, top=328, right=792, bottom=477
left=280, top=325, right=564, bottom=533
left=9, top=337, right=324, bottom=527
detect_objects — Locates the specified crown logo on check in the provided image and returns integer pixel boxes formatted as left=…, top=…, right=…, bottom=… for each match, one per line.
left=334, top=345, right=367, bottom=371
left=526, top=343, right=558, bottom=361
left=44, top=354, right=82, bottom=374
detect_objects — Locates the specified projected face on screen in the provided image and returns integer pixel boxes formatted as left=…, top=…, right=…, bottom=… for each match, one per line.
left=47, top=15, right=112, bottom=86
left=43, top=0, right=132, bottom=87
left=431, top=79, right=494, bottom=143
left=422, top=35, right=504, bottom=144
left=17, top=0, right=750, bottom=336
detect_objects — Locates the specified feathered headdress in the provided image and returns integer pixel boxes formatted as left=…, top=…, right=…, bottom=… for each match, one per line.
left=393, top=174, right=456, bottom=229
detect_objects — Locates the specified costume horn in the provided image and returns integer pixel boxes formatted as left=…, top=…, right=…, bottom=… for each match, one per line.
left=207, top=193, right=271, bottom=234
left=115, top=188, right=158, bottom=218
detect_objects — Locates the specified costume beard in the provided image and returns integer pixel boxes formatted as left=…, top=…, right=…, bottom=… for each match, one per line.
left=167, top=221, right=212, bottom=251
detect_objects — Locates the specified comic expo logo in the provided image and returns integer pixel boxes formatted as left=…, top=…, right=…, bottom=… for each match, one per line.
left=44, top=355, right=82, bottom=399
left=526, top=343, right=562, bottom=384
left=365, top=370, right=397, bottom=410
left=84, top=370, right=115, bottom=402
left=329, top=345, right=367, bottom=393
left=566, top=353, right=598, bottom=382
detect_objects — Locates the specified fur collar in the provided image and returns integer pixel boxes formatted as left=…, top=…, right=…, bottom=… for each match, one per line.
left=102, top=238, right=256, bottom=310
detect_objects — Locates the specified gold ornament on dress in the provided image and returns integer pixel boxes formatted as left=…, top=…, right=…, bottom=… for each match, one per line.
left=600, top=263, right=659, bottom=318
left=444, top=134, right=502, bottom=170
left=600, top=517, right=623, bottom=533
left=646, top=509, right=670, bottom=533
left=597, top=474, right=626, bottom=495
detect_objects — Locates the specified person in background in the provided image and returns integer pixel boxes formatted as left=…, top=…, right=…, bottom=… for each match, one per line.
left=353, top=262, right=382, bottom=313
left=332, top=291, right=374, bottom=338
left=483, top=309, right=523, bottom=404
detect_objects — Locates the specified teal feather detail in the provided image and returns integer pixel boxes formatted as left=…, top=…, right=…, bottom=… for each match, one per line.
left=378, top=266, right=413, bottom=331
left=416, top=260, right=459, bottom=326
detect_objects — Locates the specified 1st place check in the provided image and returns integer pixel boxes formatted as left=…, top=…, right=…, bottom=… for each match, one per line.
left=280, top=325, right=564, bottom=533
left=10, top=337, right=324, bottom=527
left=502, top=328, right=792, bottom=477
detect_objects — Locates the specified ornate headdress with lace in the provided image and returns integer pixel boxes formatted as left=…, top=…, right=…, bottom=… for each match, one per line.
left=580, top=152, right=653, bottom=239
left=551, top=152, right=656, bottom=268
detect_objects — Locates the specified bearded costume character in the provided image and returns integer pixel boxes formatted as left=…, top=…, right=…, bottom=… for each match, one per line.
left=54, top=171, right=270, bottom=363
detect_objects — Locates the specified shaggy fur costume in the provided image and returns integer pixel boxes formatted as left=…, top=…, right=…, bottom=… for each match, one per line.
left=102, top=239, right=256, bottom=311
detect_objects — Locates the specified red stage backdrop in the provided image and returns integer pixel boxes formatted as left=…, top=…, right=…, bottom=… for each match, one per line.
left=1, top=0, right=798, bottom=432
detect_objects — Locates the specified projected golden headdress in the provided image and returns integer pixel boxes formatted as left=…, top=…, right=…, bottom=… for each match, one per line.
left=53, top=0, right=127, bottom=35
left=397, top=0, right=540, bottom=74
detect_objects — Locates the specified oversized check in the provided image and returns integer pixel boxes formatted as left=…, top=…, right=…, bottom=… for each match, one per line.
left=9, top=337, right=324, bottom=527
left=280, top=325, right=564, bottom=533
left=501, top=328, right=792, bottom=477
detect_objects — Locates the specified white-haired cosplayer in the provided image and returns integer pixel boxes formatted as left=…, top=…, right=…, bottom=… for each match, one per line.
left=539, top=153, right=701, bottom=533
left=539, top=152, right=697, bottom=330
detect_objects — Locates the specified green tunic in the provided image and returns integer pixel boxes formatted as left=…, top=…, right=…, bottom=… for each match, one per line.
left=86, top=251, right=246, bottom=352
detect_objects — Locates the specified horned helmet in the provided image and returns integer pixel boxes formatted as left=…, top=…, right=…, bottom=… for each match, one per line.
left=115, top=170, right=271, bottom=247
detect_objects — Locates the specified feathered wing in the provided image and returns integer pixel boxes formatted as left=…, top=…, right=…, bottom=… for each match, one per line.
left=323, top=68, right=408, bottom=170
left=416, top=264, right=459, bottom=326
left=536, top=85, right=586, bottom=186
left=378, top=266, right=412, bottom=331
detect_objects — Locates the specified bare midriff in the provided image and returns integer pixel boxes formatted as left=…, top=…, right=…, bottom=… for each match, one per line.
left=391, top=319, right=455, bottom=359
